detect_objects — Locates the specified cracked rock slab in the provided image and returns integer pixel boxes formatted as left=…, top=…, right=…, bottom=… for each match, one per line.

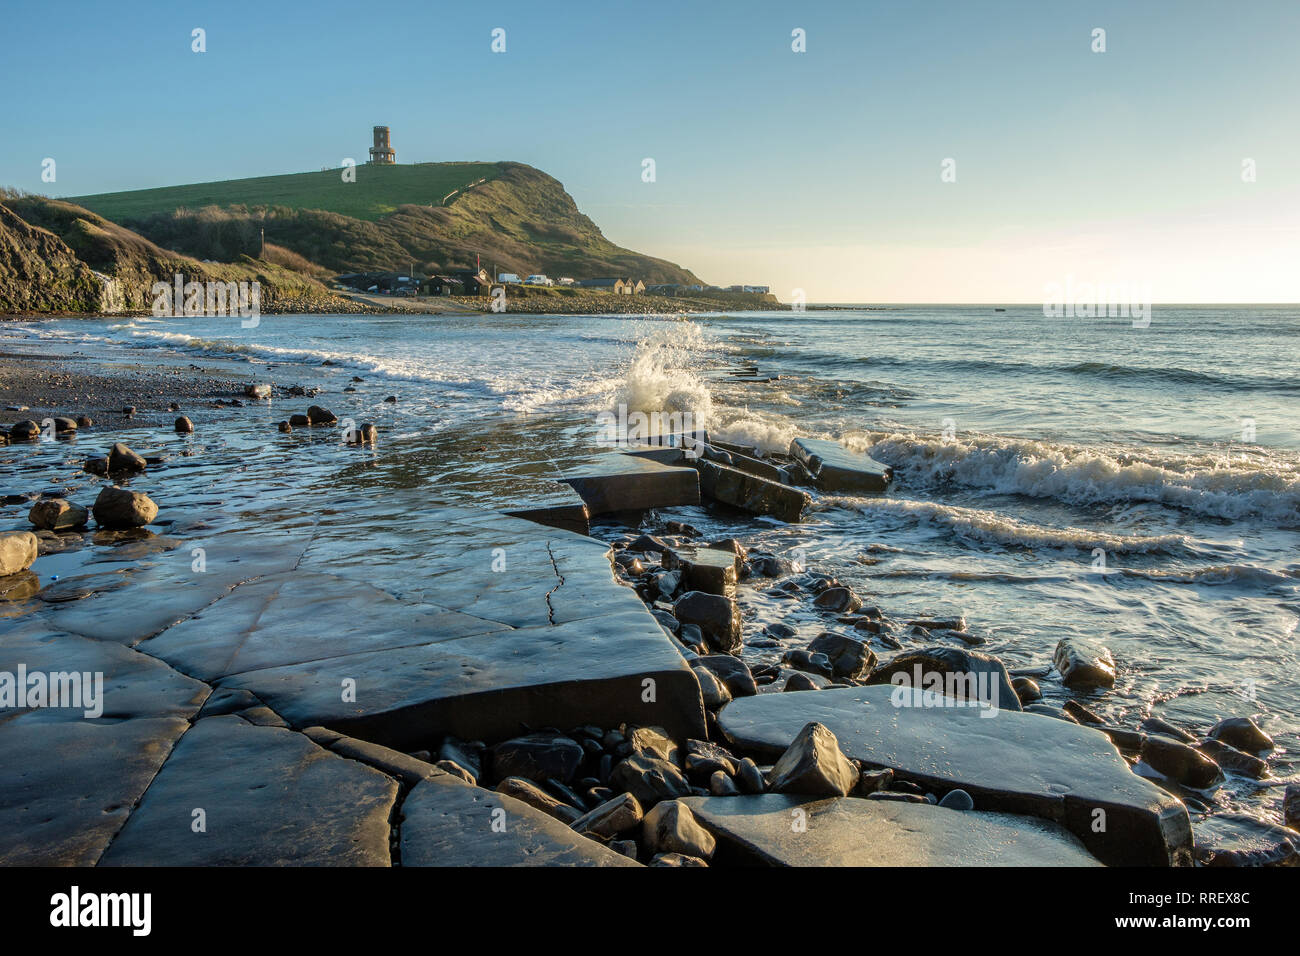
left=400, top=772, right=638, bottom=866
left=683, top=794, right=1103, bottom=866
left=718, top=686, right=1192, bottom=866
left=99, top=716, right=398, bottom=866
left=0, top=714, right=189, bottom=865
left=220, top=606, right=706, bottom=750
left=562, top=455, right=701, bottom=515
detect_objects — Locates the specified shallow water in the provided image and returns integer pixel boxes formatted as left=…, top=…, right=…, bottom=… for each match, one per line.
left=5, top=305, right=1298, bottom=827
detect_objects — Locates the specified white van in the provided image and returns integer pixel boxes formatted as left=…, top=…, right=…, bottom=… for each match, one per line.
left=524, top=275, right=554, bottom=286
left=497, top=273, right=521, bottom=284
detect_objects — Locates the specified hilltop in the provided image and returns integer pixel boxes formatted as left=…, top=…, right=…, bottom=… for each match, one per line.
left=69, top=162, right=704, bottom=285
left=70, top=162, right=502, bottom=223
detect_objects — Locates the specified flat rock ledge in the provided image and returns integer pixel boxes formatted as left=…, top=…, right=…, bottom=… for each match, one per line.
left=400, top=772, right=639, bottom=867
left=683, top=794, right=1103, bottom=866
left=717, top=686, right=1193, bottom=866
left=99, top=716, right=398, bottom=866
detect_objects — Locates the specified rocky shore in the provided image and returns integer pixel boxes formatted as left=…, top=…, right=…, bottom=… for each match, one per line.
left=1, top=353, right=1296, bottom=868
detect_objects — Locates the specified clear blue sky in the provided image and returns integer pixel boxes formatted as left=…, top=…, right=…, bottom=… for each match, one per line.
left=2, top=0, right=1297, bottom=301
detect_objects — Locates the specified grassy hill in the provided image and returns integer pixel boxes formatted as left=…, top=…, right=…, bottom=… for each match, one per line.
left=68, top=162, right=704, bottom=285
left=70, top=162, right=502, bottom=223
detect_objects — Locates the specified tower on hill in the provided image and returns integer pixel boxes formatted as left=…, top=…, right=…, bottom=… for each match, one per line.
left=369, top=126, right=396, bottom=165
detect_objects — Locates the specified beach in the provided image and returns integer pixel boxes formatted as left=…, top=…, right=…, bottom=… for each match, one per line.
left=1, top=306, right=1297, bottom=867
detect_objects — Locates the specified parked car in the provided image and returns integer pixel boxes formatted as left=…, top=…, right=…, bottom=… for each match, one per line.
left=497, top=273, right=521, bottom=284
left=557, top=277, right=576, bottom=286
left=524, top=275, right=554, bottom=286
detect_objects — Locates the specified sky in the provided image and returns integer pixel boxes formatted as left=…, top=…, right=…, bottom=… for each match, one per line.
left=2, top=0, right=1298, bottom=302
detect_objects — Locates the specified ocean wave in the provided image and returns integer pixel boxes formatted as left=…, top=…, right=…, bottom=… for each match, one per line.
left=1116, top=564, right=1298, bottom=587
left=849, top=431, right=1300, bottom=525
left=813, top=495, right=1195, bottom=554
left=808, top=352, right=1300, bottom=394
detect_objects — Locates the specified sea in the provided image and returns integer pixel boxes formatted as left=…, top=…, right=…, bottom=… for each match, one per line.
left=5, top=304, right=1298, bottom=831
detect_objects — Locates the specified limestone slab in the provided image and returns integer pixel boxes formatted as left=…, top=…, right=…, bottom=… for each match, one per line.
left=694, top=459, right=809, bottom=523
left=99, top=716, right=398, bottom=866
left=718, top=686, right=1192, bottom=866
left=562, top=455, right=700, bottom=514
left=790, top=438, right=892, bottom=494
left=683, top=794, right=1103, bottom=866
left=220, top=605, right=706, bottom=750
left=0, top=714, right=189, bottom=865
left=400, top=772, right=638, bottom=866
left=137, top=571, right=509, bottom=682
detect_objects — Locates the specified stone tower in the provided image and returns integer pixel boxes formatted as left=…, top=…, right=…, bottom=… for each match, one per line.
left=369, top=126, right=395, bottom=165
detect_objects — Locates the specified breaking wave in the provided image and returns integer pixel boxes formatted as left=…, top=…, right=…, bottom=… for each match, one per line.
left=849, top=431, right=1300, bottom=525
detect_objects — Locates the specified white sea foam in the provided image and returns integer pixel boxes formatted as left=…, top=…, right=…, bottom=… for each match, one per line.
left=813, top=495, right=1194, bottom=554
left=847, top=431, right=1300, bottom=524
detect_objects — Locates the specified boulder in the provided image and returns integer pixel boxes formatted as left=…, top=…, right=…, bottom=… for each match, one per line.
left=693, top=459, right=809, bottom=522
left=92, top=486, right=158, bottom=529
left=673, top=591, right=742, bottom=654
left=244, top=383, right=272, bottom=400
left=8, top=420, right=40, bottom=442
left=107, top=442, right=147, bottom=474
left=571, top=792, right=643, bottom=838
left=807, top=632, right=876, bottom=679
left=306, top=405, right=337, bottom=425
left=692, top=664, right=731, bottom=708
left=1012, top=676, right=1042, bottom=704
left=28, top=498, right=88, bottom=532
left=766, top=721, right=858, bottom=797
left=642, top=799, right=716, bottom=860
left=864, top=646, right=1021, bottom=712
left=627, top=726, right=680, bottom=766
left=1053, top=637, right=1116, bottom=689
left=0, top=531, right=39, bottom=576
left=1139, top=735, right=1225, bottom=790
left=50, top=416, right=77, bottom=434
left=813, top=586, right=862, bottom=613
left=690, top=655, right=756, bottom=698
left=609, top=753, right=693, bottom=805
left=1195, top=738, right=1267, bottom=778
left=174, top=416, right=194, bottom=433
left=289, top=414, right=310, bottom=427
left=494, top=777, right=582, bottom=825
left=789, top=437, right=892, bottom=493
left=490, top=733, right=584, bottom=784
left=661, top=546, right=738, bottom=595
left=784, top=672, right=821, bottom=692
left=1206, top=716, right=1274, bottom=755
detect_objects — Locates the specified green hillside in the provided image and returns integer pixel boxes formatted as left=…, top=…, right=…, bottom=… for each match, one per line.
left=64, top=162, right=703, bottom=286
left=70, top=162, right=501, bottom=223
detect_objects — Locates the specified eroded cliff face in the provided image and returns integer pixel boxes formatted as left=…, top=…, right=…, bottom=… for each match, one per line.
left=0, top=201, right=102, bottom=313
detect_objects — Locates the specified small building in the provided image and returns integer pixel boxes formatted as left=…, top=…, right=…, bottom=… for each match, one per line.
left=578, top=277, right=643, bottom=294
left=423, top=275, right=463, bottom=296
left=578, top=277, right=624, bottom=292
left=452, top=268, right=491, bottom=295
